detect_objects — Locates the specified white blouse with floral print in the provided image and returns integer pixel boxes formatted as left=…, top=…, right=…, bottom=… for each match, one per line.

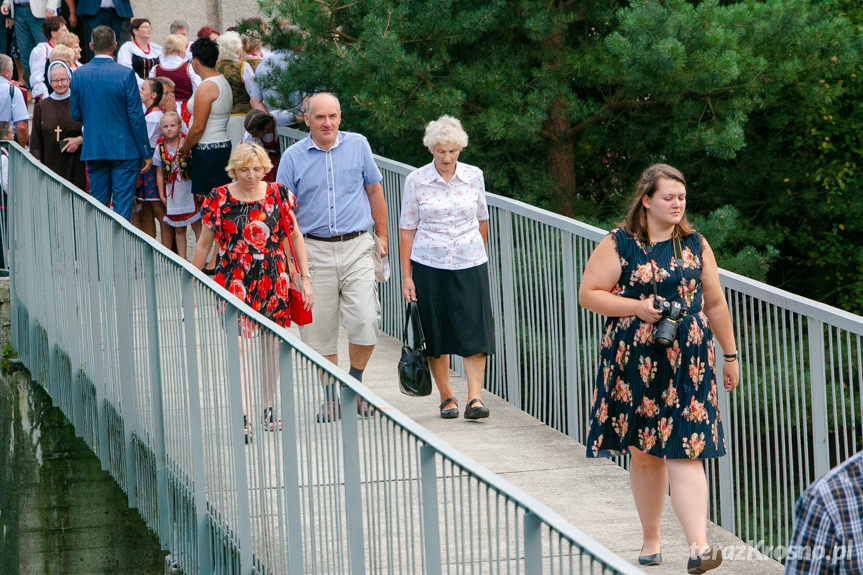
left=400, top=161, right=490, bottom=270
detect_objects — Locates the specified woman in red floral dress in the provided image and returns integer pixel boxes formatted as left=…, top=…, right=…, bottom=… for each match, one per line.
left=192, top=142, right=313, bottom=437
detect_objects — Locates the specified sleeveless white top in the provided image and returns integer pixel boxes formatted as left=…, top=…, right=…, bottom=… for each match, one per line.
left=188, top=74, right=232, bottom=145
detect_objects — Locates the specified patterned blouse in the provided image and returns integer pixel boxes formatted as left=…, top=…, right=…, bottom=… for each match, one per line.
left=399, top=161, right=489, bottom=270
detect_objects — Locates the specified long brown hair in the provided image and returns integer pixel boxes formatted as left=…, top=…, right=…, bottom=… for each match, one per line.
left=622, top=163, right=693, bottom=244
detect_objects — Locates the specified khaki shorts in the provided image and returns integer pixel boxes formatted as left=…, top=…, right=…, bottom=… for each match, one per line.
left=299, top=232, right=380, bottom=356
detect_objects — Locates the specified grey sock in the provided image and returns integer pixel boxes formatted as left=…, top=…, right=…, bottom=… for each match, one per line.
left=349, top=367, right=363, bottom=382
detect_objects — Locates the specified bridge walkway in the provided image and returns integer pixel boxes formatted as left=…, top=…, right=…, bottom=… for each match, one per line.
left=333, top=326, right=783, bottom=575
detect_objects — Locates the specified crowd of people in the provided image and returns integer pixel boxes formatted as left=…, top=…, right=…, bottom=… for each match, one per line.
left=0, top=10, right=302, bottom=241
left=1, top=12, right=495, bottom=434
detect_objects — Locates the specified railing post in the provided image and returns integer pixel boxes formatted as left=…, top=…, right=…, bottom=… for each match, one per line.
left=716, top=342, right=736, bottom=531
left=277, top=340, right=305, bottom=575
left=497, top=211, right=521, bottom=408
left=419, top=445, right=442, bottom=575
left=7, top=146, right=18, bottom=353
left=807, top=319, right=830, bottom=478
left=113, top=227, right=138, bottom=508
left=85, top=208, right=110, bottom=468
left=223, top=306, right=252, bottom=574
left=340, top=385, right=366, bottom=574
left=144, top=248, right=171, bottom=549
left=181, top=274, right=211, bottom=574
left=524, top=511, right=542, bottom=573
left=68, top=195, right=86, bottom=435
left=561, top=233, right=580, bottom=440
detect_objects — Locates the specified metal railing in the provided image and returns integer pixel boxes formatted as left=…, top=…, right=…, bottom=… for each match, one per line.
left=279, top=126, right=863, bottom=551
left=7, top=141, right=643, bottom=575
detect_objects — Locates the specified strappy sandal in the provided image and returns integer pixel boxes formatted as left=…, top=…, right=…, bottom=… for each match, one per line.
left=316, top=399, right=341, bottom=423
left=263, top=407, right=282, bottom=431
left=464, top=398, right=489, bottom=420
left=439, top=398, right=458, bottom=419
left=356, top=397, right=375, bottom=417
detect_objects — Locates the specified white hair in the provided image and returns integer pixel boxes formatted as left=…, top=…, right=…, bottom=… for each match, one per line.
left=217, top=31, right=243, bottom=62
left=0, top=54, right=12, bottom=74
left=422, top=115, right=468, bottom=151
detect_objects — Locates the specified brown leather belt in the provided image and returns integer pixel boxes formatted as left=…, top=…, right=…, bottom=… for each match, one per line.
left=305, top=231, right=365, bottom=242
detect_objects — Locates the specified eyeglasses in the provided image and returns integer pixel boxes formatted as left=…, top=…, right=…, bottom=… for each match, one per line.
left=50, top=77, right=71, bottom=84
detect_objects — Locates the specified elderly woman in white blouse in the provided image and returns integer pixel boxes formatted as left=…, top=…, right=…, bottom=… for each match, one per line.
left=399, top=115, right=495, bottom=420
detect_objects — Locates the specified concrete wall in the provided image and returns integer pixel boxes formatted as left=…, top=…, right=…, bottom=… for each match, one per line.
left=129, top=0, right=262, bottom=45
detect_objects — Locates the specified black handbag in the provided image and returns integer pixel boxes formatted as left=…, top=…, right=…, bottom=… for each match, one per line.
left=397, top=302, right=433, bottom=397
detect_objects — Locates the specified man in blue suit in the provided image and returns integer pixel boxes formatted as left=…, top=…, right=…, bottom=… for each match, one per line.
left=75, top=0, right=131, bottom=59
left=70, top=25, right=151, bottom=220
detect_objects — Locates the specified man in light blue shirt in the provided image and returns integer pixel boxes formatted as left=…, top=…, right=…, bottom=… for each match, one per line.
left=276, top=92, right=388, bottom=422
left=0, top=54, right=29, bottom=146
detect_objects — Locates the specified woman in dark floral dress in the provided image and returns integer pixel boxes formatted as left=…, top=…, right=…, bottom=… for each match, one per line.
left=579, top=164, right=739, bottom=574
left=192, top=143, right=313, bottom=438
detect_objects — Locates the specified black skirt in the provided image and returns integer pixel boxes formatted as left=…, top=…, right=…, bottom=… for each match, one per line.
left=411, top=260, right=496, bottom=358
left=191, top=141, right=232, bottom=197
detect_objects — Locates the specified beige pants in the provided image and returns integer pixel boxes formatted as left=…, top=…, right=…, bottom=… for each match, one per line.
left=299, top=232, right=380, bottom=356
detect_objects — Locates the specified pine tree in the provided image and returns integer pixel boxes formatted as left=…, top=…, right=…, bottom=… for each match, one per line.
left=259, top=0, right=856, bottom=216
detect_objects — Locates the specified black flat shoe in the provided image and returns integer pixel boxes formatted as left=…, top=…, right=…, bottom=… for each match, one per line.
left=439, top=398, right=458, bottom=419
left=687, top=545, right=722, bottom=574
left=463, top=398, right=489, bottom=420
left=638, top=552, right=662, bottom=566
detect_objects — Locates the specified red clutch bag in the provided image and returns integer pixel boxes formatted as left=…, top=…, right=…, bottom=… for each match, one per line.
left=275, top=183, right=312, bottom=326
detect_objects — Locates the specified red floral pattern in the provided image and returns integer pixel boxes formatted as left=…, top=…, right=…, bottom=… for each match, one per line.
left=201, top=182, right=297, bottom=327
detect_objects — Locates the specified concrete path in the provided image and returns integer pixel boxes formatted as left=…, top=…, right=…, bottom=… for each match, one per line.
left=336, top=327, right=784, bottom=575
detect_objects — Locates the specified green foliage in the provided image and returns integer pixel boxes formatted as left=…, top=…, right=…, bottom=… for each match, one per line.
left=1, top=344, right=18, bottom=373
left=688, top=206, right=779, bottom=282
left=256, top=0, right=863, bottom=312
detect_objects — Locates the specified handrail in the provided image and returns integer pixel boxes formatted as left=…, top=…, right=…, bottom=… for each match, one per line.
left=279, top=125, right=863, bottom=551
left=7, top=141, right=644, bottom=574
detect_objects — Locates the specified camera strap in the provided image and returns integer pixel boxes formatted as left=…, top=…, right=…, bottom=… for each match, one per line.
left=647, top=235, right=684, bottom=307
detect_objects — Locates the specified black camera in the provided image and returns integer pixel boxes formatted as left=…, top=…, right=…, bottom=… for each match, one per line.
left=654, top=299, right=684, bottom=347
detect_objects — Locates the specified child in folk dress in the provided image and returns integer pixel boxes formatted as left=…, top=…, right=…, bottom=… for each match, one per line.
left=134, top=78, right=166, bottom=237
left=154, top=112, right=200, bottom=258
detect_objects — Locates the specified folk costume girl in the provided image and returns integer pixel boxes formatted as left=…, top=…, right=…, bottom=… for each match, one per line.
left=154, top=112, right=200, bottom=257
left=134, top=78, right=165, bottom=238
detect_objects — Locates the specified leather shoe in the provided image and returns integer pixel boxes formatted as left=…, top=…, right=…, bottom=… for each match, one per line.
left=687, top=545, right=722, bottom=574
left=464, top=398, right=489, bottom=420
left=439, top=398, right=458, bottom=419
left=638, top=552, right=662, bottom=566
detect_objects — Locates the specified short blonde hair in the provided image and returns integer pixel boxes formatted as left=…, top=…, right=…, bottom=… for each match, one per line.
left=217, top=31, right=242, bottom=62
left=159, top=111, right=181, bottom=128
left=49, top=45, right=76, bottom=67
left=163, top=34, right=188, bottom=57
left=57, top=32, right=80, bottom=48
left=225, top=143, right=273, bottom=180
left=422, top=115, right=468, bottom=151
